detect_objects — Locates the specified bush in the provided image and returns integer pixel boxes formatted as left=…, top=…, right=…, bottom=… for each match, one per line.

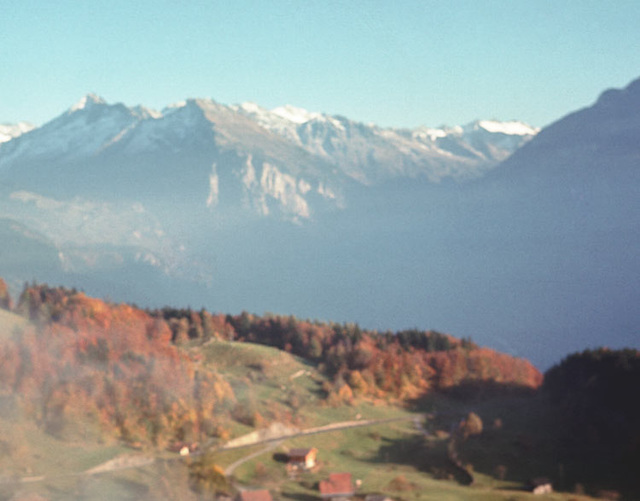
left=460, top=412, right=483, bottom=439
left=189, top=457, right=228, bottom=494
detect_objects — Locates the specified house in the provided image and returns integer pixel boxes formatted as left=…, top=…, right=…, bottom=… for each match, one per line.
left=287, top=447, right=318, bottom=470
left=235, top=490, right=272, bottom=501
left=528, top=477, right=553, bottom=495
left=168, top=441, right=199, bottom=455
left=319, top=472, right=355, bottom=501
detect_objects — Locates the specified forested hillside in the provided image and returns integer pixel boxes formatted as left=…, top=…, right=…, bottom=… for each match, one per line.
left=2, top=278, right=639, bottom=499
left=1, top=278, right=540, bottom=448
left=1, top=280, right=234, bottom=448
left=542, top=348, right=640, bottom=493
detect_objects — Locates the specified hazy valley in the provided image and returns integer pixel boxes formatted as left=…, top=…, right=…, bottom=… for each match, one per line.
left=1, top=79, right=639, bottom=369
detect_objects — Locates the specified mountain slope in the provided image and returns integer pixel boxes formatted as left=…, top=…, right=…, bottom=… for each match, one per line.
left=456, top=76, right=640, bottom=366
left=491, top=76, right=640, bottom=183
left=0, top=218, right=63, bottom=277
left=0, top=121, right=35, bottom=143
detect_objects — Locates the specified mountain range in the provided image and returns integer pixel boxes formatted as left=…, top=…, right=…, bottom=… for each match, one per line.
left=1, top=77, right=638, bottom=369
left=0, top=93, right=537, bottom=218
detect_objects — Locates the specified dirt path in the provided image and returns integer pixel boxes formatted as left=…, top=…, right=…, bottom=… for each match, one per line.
left=3, top=414, right=424, bottom=485
left=219, top=415, right=422, bottom=453
left=224, top=440, right=283, bottom=476
left=83, top=454, right=156, bottom=475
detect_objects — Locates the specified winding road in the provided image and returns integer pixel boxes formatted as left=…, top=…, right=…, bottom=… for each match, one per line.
left=2, top=414, right=424, bottom=486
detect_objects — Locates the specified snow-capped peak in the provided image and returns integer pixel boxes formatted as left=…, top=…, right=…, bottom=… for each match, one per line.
left=131, top=105, right=162, bottom=120
left=271, top=105, right=320, bottom=124
left=412, top=126, right=449, bottom=141
left=70, top=93, right=107, bottom=112
left=237, top=102, right=264, bottom=114
left=163, top=100, right=188, bottom=113
left=0, top=122, right=36, bottom=143
left=474, top=120, right=539, bottom=136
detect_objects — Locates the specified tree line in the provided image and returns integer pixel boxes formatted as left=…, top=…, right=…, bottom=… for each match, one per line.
left=0, top=278, right=542, bottom=447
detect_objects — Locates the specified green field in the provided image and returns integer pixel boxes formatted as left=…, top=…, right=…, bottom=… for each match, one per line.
left=195, top=341, right=602, bottom=501
left=0, top=338, right=606, bottom=500
left=219, top=403, right=596, bottom=501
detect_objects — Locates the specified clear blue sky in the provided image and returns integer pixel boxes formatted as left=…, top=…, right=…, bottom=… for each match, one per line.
left=2, top=0, right=640, bottom=128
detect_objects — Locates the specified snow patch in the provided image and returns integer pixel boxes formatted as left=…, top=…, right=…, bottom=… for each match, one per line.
left=412, top=127, right=448, bottom=141
left=207, top=163, right=219, bottom=208
left=0, top=122, right=36, bottom=143
left=476, top=120, right=539, bottom=136
left=272, top=105, right=320, bottom=124
left=70, top=93, right=106, bottom=112
left=238, top=102, right=262, bottom=114
left=164, top=100, right=187, bottom=112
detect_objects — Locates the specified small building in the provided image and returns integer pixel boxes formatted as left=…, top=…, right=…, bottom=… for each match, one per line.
left=529, top=477, right=553, bottom=495
left=287, top=447, right=318, bottom=470
left=235, top=490, right=272, bottom=501
left=319, top=472, right=355, bottom=501
left=168, top=441, right=199, bottom=455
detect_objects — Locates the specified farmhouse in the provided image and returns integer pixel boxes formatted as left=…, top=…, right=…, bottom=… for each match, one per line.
left=167, top=441, right=199, bottom=456
left=529, top=477, right=553, bottom=495
left=319, top=472, right=355, bottom=501
left=287, top=447, right=318, bottom=470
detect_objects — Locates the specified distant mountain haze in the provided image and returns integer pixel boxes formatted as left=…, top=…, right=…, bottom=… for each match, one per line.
left=1, top=78, right=638, bottom=369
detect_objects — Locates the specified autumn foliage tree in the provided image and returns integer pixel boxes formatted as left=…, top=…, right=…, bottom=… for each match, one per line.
left=223, top=312, right=542, bottom=400
left=0, top=278, right=11, bottom=310
left=1, top=278, right=543, bottom=446
left=460, top=412, right=483, bottom=439
left=2, top=283, right=235, bottom=445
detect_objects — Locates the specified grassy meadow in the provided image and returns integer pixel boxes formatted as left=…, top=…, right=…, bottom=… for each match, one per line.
left=0, top=325, right=611, bottom=500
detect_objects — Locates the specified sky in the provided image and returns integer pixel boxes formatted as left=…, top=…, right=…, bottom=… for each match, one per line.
left=2, top=1, right=640, bottom=129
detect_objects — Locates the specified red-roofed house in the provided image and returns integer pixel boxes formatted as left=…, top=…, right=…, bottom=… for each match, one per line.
left=319, top=472, right=355, bottom=501
left=235, top=490, right=272, bottom=501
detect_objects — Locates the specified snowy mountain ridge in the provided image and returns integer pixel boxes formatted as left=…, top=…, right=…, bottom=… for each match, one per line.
left=0, top=94, right=540, bottom=301
left=0, top=94, right=538, bottom=185
left=231, top=100, right=539, bottom=183
left=0, top=94, right=541, bottom=258
left=0, top=95, right=540, bottom=253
